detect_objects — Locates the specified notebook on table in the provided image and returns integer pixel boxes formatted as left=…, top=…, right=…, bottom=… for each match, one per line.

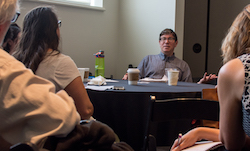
left=183, top=141, right=223, bottom=151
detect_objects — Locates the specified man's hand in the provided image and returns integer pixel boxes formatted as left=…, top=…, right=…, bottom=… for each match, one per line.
left=122, top=73, right=128, bottom=80
left=198, top=72, right=217, bottom=84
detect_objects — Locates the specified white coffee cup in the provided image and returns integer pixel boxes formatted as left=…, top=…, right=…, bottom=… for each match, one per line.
left=166, top=68, right=179, bottom=86
left=127, top=68, right=140, bottom=85
left=78, top=68, right=90, bottom=82
left=165, top=68, right=177, bottom=79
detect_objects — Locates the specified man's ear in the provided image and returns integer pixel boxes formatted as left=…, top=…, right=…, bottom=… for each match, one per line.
left=174, top=40, right=178, bottom=47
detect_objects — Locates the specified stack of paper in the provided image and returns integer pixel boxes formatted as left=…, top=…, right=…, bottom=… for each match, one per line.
left=183, top=141, right=223, bottom=151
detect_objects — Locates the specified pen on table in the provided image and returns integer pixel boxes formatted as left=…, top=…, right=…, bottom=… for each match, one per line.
left=177, top=133, right=182, bottom=146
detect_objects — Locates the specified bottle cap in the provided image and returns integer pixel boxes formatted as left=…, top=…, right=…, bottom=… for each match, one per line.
left=99, top=50, right=104, bottom=54
left=95, top=54, right=104, bottom=58
left=94, top=50, right=104, bottom=58
left=98, top=54, right=104, bottom=58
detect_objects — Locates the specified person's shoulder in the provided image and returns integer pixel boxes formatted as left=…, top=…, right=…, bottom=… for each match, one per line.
left=47, top=51, right=69, bottom=58
left=45, top=52, right=76, bottom=71
left=0, top=48, right=13, bottom=58
left=219, top=58, right=244, bottom=85
left=54, top=52, right=69, bottom=59
left=143, top=54, right=156, bottom=57
left=44, top=52, right=72, bottom=65
left=0, top=49, right=20, bottom=65
left=58, top=54, right=78, bottom=70
left=219, top=58, right=243, bottom=74
left=140, top=54, right=154, bottom=61
left=218, top=58, right=245, bottom=102
left=56, top=53, right=74, bottom=63
left=174, top=56, right=189, bottom=66
left=173, top=55, right=183, bottom=61
left=143, top=54, right=159, bottom=59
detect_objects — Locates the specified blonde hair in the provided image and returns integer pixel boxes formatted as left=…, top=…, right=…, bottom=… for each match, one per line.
left=0, top=0, right=19, bottom=25
left=221, top=4, right=250, bottom=64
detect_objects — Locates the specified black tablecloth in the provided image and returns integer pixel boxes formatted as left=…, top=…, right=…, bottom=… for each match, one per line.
left=86, top=80, right=215, bottom=151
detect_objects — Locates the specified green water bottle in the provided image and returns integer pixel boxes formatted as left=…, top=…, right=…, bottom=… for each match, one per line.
left=95, top=50, right=105, bottom=77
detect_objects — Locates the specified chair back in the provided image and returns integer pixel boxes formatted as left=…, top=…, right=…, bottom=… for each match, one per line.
left=151, top=97, right=219, bottom=122
left=143, top=96, right=219, bottom=151
left=202, top=88, right=218, bottom=101
left=202, top=88, right=219, bottom=128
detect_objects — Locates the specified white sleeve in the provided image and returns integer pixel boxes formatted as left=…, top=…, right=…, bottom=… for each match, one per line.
left=0, top=52, right=80, bottom=145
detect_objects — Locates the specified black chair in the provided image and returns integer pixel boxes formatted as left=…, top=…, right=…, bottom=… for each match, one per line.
left=143, top=96, right=220, bottom=151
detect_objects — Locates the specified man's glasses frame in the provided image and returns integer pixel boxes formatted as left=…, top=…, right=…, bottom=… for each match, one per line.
left=11, top=12, right=20, bottom=23
left=160, top=37, right=176, bottom=42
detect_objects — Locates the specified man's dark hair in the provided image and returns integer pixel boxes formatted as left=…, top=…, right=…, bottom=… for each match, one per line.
left=159, top=28, right=178, bottom=41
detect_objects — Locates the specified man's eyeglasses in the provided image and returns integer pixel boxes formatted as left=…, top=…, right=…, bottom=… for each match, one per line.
left=160, top=37, right=175, bottom=42
left=11, top=12, right=20, bottom=23
left=58, top=20, right=62, bottom=27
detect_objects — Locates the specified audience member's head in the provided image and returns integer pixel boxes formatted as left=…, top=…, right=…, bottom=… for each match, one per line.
left=2, top=23, right=21, bottom=54
left=0, top=0, right=19, bottom=45
left=221, top=4, right=250, bottom=64
left=14, top=6, right=60, bottom=72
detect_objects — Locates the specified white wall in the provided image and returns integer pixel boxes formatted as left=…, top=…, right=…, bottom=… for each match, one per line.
left=17, top=0, right=179, bottom=79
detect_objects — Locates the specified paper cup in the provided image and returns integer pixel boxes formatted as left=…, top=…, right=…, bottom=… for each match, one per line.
left=78, top=68, right=89, bottom=82
left=167, top=69, right=179, bottom=86
left=83, top=68, right=89, bottom=82
left=127, top=68, right=140, bottom=85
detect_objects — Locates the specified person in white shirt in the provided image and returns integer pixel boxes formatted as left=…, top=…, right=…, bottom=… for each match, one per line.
left=0, top=0, right=80, bottom=148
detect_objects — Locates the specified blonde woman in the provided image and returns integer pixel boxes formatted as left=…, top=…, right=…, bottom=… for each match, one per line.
left=171, top=4, right=250, bottom=151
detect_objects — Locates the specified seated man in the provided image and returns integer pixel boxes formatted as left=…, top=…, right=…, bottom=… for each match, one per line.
left=123, top=28, right=193, bottom=82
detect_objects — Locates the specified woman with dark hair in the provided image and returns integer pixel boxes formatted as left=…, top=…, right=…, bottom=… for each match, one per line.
left=2, top=23, right=21, bottom=54
left=14, top=6, right=94, bottom=120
